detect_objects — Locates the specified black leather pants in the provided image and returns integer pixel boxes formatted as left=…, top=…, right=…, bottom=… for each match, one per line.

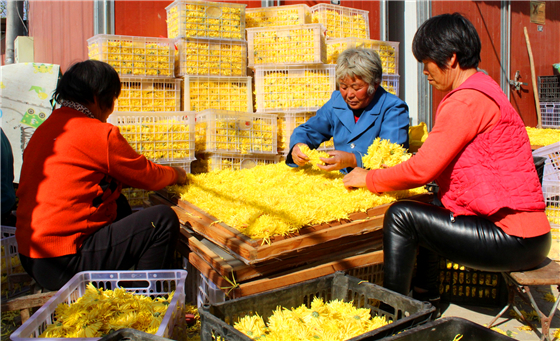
left=383, top=200, right=551, bottom=297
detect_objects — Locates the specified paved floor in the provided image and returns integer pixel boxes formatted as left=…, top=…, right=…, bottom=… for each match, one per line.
left=441, top=284, right=559, bottom=340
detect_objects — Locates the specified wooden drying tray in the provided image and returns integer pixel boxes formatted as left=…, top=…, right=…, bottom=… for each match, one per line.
left=178, top=229, right=383, bottom=283
left=152, top=189, right=432, bottom=266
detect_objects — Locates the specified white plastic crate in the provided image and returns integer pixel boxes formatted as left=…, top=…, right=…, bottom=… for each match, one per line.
left=192, top=152, right=280, bottom=173
left=543, top=179, right=560, bottom=227
left=165, top=0, right=246, bottom=40
left=11, top=270, right=187, bottom=341
left=195, top=109, right=277, bottom=154
left=1, top=225, right=16, bottom=239
left=311, top=3, right=369, bottom=39
left=246, top=4, right=311, bottom=28
left=247, top=24, right=326, bottom=67
left=108, top=111, right=196, bottom=163
left=1, top=235, right=31, bottom=299
left=116, top=77, right=181, bottom=112
left=326, top=38, right=399, bottom=75
left=254, top=64, right=336, bottom=113
left=276, top=111, right=334, bottom=154
left=175, top=38, right=247, bottom=77
left=382, top=74, right=400, bottom=96
left=540, top=102, right=560, bottom=128
left=87, top=34, right=174, bottom=78
left=197, top=273, right=226, bottom=307
left=533, top=142, right=560, bottom=183
left=183, top=76, right=253, bottom=113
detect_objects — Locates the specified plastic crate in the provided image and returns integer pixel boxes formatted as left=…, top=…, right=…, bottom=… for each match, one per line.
left=538, top=75, right=560, bottom=102
left=254, top=64, right=336, bottom=112
left=345, top=262, right=384, bottom=286
left=247, top=24, right=326, bottom=67
left=175, top=38, right=247, bottom=77
left=98, top=328, right=173, bottom=341
left=11, top=270, right=187, bottom=341
left=438, top=258, right=507, bottom=307
left=199, top=272, right=434, bottom=341
left=540, top=102, right=560, bottom=128
left=311, top=3, right=369, bottom=39
left=183, top=76, right=253, bottom=113
left=108, top=111, right=196, bottom=163
left=1, top=225, right=16, bottom=239
left=246, top=4, right=311, bottom=28
left=116, top=77, right=181, bottom=112
left=192, top=152, right=280, bottom=173
left=165, top=0, right=246, bottom=40
left=276, top=111, right=335, bottom=153
left=326, top=38, right=399, bottom=75
left=87, top=35, right=174, bottom=78
left=1, top=235, right=31, bottom=299
left=533, top=142, right=560, bottom=183
left=382, top=74, right=400, bottom=96
left=379, top=317, right=517, bottom=341
left=198, top=273, right=226, bottom=307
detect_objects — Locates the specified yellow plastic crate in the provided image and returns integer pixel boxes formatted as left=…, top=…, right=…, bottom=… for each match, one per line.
left=192, top=152, right=280, bottom=174
left=116, top=77, right=181, bottom=112
left=311, top=3, right=369, bottom=39
left=247, top=24, right=326, bottom=67
left=246, top=4, right=312, bottom=28
left=326, top=38, right=399, bottom=75
left=276, top=111, right=335, bottom=154
left=175, top=38, right=247, bottom=77
left=165, top=0, right=246, bottom=40
left=254, top=64, right=336, bottom=113
left=87, top=34, right=174, bottom=78
left=107, top=111, right=196, bottom=163
left=195, top=109, right=277, bottom=154
left=183, top=76, right=253, bottom=113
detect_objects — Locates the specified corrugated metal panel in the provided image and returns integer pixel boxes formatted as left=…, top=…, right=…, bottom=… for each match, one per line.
left=29, top=1, right=93, bottom=72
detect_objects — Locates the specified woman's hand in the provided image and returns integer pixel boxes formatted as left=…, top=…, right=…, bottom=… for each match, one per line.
left=317, top=150, right=357, bottom=171
left=343, top=167, right=369, bottom=189
left=292, top=143, right=310, bottom=166
left=172, top=166, right=188, bottom=186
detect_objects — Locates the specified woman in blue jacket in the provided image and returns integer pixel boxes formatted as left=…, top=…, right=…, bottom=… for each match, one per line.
left=287, top=48, right=409, bottom=174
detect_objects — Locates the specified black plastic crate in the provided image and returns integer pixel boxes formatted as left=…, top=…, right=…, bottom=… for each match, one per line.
left=99, top=329, right=174, bottom=341
left=439, top=258, right=508, bottom=307
left=199, top=272, right=435, bottom=341
left=379, top=317, right=517, bottom=341
left=538, top=75, right=560, bottom=102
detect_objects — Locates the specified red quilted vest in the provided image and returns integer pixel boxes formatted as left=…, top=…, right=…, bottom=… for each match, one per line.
left=436, top=72, right=545, bottom=216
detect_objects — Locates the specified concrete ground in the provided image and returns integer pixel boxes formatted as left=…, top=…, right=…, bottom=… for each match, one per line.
left=441, top=284, right=559, bottom=341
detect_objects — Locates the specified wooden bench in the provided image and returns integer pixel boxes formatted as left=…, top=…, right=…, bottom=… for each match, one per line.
left=0, top=273, right=55, bottom=324
left=488, top=258, right=560, bottom=341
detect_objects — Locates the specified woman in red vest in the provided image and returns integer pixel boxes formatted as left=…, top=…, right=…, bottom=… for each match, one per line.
left=343, top=13, right=551, bottom=311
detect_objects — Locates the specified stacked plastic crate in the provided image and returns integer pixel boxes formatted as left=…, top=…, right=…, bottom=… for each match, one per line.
left=88, top=34, right=196, bottom=207
left=246, top=4, right=338, bottom=159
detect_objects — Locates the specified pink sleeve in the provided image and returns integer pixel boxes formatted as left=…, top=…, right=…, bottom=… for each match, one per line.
left=367, top=89, right=500, bottom=193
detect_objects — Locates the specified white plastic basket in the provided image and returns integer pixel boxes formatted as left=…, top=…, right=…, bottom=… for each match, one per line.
left=108, top=111, right=196, bottom=163
left=87, top=34, right=174, bottom=78
left=192, top=152, right=280, bottom=173
left=254, top=64, right=336, bottom=113
left=116, top=77, right=182, bottom=112
left=10, top=270, right=188, bottom=341
left=1, top=225, right=16, bottom=240
left=182, top=76, right=253, bottom=113
left=246, top=4, right=312, bottom=28
left=539, top=102, right=560, bottom=128
left=197, top=273, right=226, bottom=307
left=175, top=38, right=247, bottom=77
left=326, top=38, right=399, bottom=75
left=382, top=74, right=400, bottom=97
left=311, top=3, right=369, bottom=39
left=533, top=142, right=560, bottom=183
left=1, top=234, right=31, bottom=299
left=195, top=109, right=277, bottom=154
left=276, top=111, right=334, bottom=154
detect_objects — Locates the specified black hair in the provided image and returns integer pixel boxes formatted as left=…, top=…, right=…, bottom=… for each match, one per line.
left=412, top=12, right=481, bottom=69
left=53, top=60, right=121, bottom=111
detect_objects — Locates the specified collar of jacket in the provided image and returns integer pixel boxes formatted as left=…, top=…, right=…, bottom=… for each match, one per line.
left=332, top=86, right=388, bottom=141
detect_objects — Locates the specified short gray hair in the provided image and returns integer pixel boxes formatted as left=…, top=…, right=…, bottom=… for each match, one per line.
left=336, top=48, right=383, bottom=96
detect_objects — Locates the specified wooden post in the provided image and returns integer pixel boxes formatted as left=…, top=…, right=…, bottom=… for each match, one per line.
left=524, top=27, right=542, bottom=128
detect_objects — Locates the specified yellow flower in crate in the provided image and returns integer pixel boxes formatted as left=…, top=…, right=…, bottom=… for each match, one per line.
left=299, top=144, right=332, bottom=170
left=526, top=127, right=560, bottom=146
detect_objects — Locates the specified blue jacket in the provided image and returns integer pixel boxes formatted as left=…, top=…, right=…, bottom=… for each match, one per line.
left=286, top=87, right=409, bottom=173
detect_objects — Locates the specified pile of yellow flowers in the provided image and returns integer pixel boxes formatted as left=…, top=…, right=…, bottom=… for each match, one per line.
left=326, top=38, right=398, bottom=74
left=526, top=127, right=560, bottom=147
left=177, top=39, right=246, bottom=77
left=246, top=5, right=311, bottom=28
left=248, top=24, right=326, bottom=66
left=40, top=283, right=173, bottom=338
left=192, top=153, right=278, bottom=174
left=116, top=79, right=179, bottom=112
left=187, top=77, right=251, bottom=112
left=277, top=112, right=334, bottom=153
left=312, top=5, right=368, bottom=39
left=116, top=118, right=194, bottom=161
left=234, top=297, right=390, bottom=340
left=195, top=113, right=276, bottom=154
left=88, top=38, right=173, bottom=77
left=257, top=68, right=335, bottom=111
left=170, top=139, right=425, bottom=242
left=166, top=2, right=244, bottom=40
left=362, top=138, right=411, bottom=169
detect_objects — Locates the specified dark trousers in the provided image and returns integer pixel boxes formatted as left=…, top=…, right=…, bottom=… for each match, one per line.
left=19, top=197, right=180, bottom=291
left=383, top=200, right=551, bottom=297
